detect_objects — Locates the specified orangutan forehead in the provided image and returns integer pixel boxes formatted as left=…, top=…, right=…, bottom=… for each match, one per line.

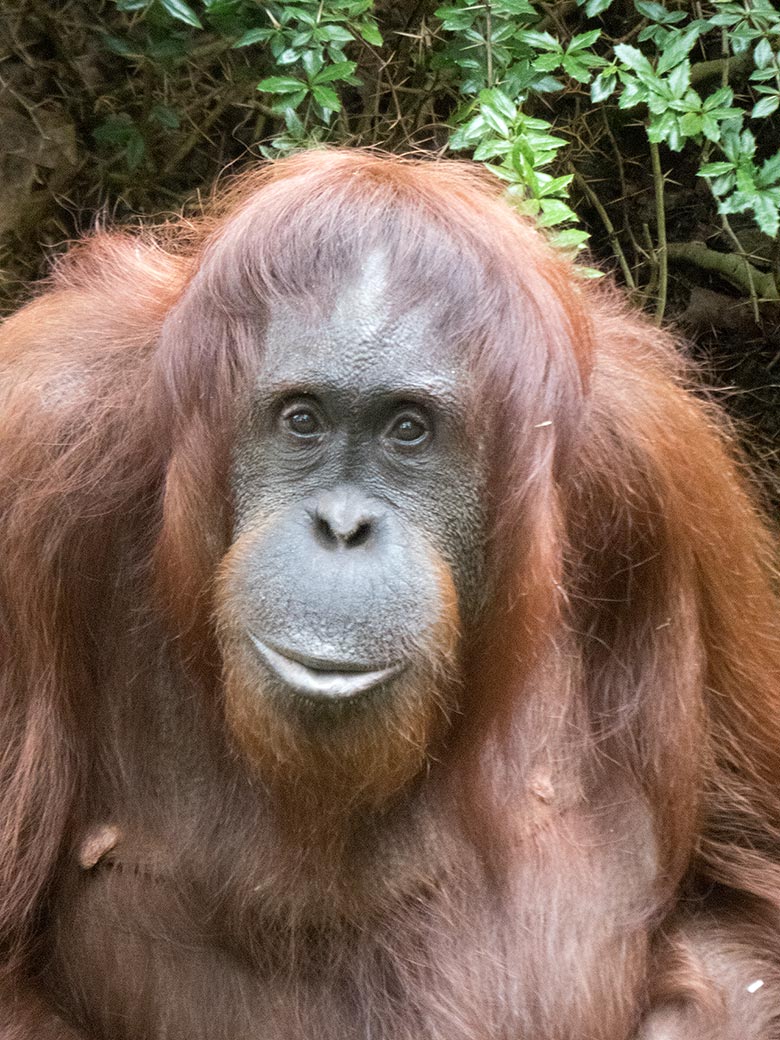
left=331, top=249, right=394, bottom=330
left=256, top=251, right=470, bottom=396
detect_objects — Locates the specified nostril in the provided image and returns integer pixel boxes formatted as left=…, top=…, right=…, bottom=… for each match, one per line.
left=345, top=520, right=372, bottom=548
left=315, top=513, right=338, bottom=546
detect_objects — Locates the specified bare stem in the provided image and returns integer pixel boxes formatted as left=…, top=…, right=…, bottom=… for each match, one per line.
left=572, top=167, right=636, bottom=291
left=649, top=140, right=668, bottom=324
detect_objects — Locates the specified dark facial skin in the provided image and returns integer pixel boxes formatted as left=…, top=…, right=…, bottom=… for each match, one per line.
left=228, top=258, right=487, bottom=710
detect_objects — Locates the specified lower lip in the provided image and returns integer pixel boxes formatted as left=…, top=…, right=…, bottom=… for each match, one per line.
left=249, top=636, right=405, bottom=701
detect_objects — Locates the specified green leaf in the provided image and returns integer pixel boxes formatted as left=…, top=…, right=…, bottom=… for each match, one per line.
left=638, top=23, right=664, bottom=44
left=435, top=5, right=474, bottom=22
left=274, top=48, right=300, bottom=65
left=667, top=60, right=690, bottom=98
left=711, top=172, right=736, bottom=196
left=517, top=29, right=559, bottom=50
left=257, top=76, right=308, bottom=94
left=479, top=87, right=516, bottom=121
left=284, top=107, right=305, bottom=134
left=647, top=109, right=678, bottom=143
left=538, top=173, right=574, bottom=196
left=483, top=162, right=520, bottom=183
left=736, top=163, right=757, bottom=194
left=657, top=25, right=702, bottom=75
left=473, top=137, right=511, bottom=160
left=126, top=131, right=145, bottom=169
left=576, top=264, right=606, bottom=279
left=579, top=52, right=609, bottom=68
left=314, top=60, right=358, bottom=83
left=618, top=77, right=649, bottom=108
left=614, top=44, right=655, bottom=79
left=708, top=11, right=740, bottom=29
left=753, top=193, right=779, bottom=237
left=450, top=114, right=487, bottom=151
left=94, top=114, right=134, bottom=145
left=530, top=74, right=565, bottom=93
left=149, top=104, right=180, bottom=128
left=706, top=107, right=743, bottom=123
left=481, top=101, right=511, bottom=136
left=752, top=95, right=780, bottom=118
left=569, top=29, right=601, bottom=51
left=357, top=21, right=383, bottom=46
left=635, top=0, right=674, bottom=20
left=102, top=33, right=137, bottom=56
left=553, top=227, right=590, bottom=247
left=648, top=110, right=685, bottom=149
left=533, top=53, right=564, bottom=72
left=302, top=50, right=323, bottom=77
left=563, top=56, right=592, bottom=83
left=731, top=30, right=758, bottom=56
left=591, top=71, right=617, bottom=101
left=740, top=128, right=757, bottom=158
left=270, top=36, right=292, bottom=58
left=750, top=67, right=777, bottom=83
left=233, top=27, right=273, bottom=47
left=311, top=83, right=341, bottom=110
left=583, top=0, right=613, bottom=14
left=679, top=111, right=703, bottom=136
left=436, top=10, right=474, bottom=31
left=648, top=90, right=672, bottom=116
left=538, top=198, right=577, bottom=226
left=754, top=37, right=773, bottom=69
left=320, top=25, right=354, bottom=43
left=698, top=161, right=736, bottom=177
left=520, top=127, right=567, bottom=151
left=269, top=90, right=308, bottom=112
left=758, top=152, right=780, bottom=187
left=159, top=0, right=202, bottom=28
left=718, top=190, right=753, bottom=216
left=292, top=10, right=317, bottom=28
left=494, top=0, right=536, bottom=14
left=666, top=123, right=683, bottom=151
left=702, top=85, right=734, bottom=111
left=700, top=114, right=722, bottom=142
left=512, top=195, right=542, bottom=216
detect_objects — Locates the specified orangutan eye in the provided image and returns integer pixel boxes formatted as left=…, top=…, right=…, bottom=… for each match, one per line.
left=281, top=403, right=322, bottom=439
left=385, top=410, right=431, bottom=449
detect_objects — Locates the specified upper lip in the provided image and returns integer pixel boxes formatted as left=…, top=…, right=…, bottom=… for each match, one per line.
left=249, top=634, right=405, bottom=700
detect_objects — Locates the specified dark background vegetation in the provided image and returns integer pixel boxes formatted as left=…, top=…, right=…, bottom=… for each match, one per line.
left=0, top=0, right=778, bottom=474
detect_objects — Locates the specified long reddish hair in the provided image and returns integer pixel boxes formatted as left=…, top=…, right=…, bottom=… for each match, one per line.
left=1, top=149, right=779, bottom=974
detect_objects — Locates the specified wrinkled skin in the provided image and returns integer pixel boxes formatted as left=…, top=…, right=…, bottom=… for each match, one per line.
left=225, top=262, right=486, bottom=719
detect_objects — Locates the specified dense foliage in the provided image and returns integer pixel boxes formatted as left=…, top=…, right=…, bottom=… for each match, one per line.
left=1, top=1, right=778, bottom=343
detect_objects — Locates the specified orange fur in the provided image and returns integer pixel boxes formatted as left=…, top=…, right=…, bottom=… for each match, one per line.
left=0, top=150, right=779, bottom=1039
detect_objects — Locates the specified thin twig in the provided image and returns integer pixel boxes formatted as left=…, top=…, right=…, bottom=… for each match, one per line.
left=649, top=140, right=668, bottom=324
left=640, top=222, right=658, bottom=303
left=571, top=167, right=636, bottom=291
left=719, top=213, right=761, bottom=323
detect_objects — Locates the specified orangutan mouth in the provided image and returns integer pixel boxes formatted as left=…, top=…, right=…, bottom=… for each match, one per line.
left=249, top=635, right=405, bottom=700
